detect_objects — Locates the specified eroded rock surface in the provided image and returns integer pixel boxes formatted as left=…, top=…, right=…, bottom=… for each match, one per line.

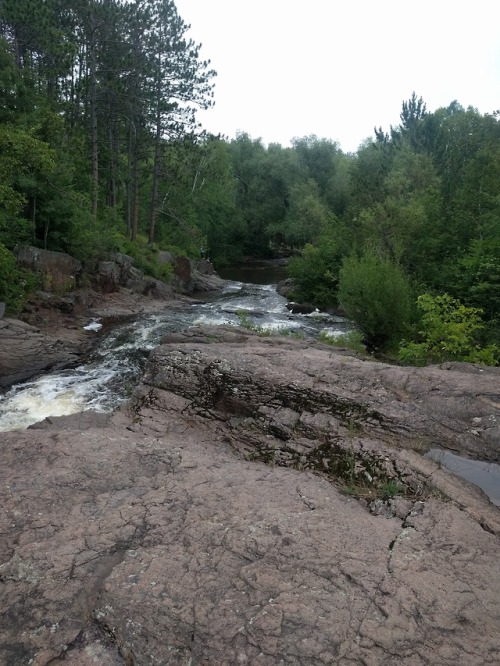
left=1, top=330, right=499, bottom=665
left=0, top=318, right=85, bottom=388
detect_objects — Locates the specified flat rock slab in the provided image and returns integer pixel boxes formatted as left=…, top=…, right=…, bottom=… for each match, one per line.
left=144, top=333, right=500, bottom=461
left=1, top=331, right=499, bottom=664
left=1, top=410, right=499, bottom=665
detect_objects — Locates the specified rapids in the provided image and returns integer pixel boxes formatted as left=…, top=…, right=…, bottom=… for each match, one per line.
left=0, top=280, right=351, bottom=432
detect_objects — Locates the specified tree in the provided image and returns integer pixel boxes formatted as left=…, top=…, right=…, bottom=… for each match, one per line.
left=147, top=0, right=215, bottom=245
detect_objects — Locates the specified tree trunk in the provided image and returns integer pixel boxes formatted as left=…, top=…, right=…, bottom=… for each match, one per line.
left=132, top=156, right=140, bottom=242
left=149, top=89, right=162, bottom=245
left=90, top=26, right=98, bottom=218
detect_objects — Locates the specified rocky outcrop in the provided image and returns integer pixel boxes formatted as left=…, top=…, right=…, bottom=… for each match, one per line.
left=148, top=328, right=500, bottom=464
left=16, top=246, right=82, bottom=292
left=1, top=248, right=228, bottom=389
left=170, top=255, right=226, bottom=293
left=16, top=246, right=225, bottom=300
left=1, top=329, right=499, bottom=665
left=0, top=318, right=85, bottom=388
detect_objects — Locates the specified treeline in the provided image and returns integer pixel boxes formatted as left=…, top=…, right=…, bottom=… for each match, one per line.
left=0, top=0, right=216, bottom=261
left=0, top=2, right=498, bottom=362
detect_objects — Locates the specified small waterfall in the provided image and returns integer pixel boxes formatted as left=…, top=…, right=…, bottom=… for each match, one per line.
left=0, top=281, right=351, bottom=432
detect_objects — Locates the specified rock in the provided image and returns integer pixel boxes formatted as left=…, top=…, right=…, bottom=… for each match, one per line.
left=276, top=277, right=295, bottom=299
left=157, top=250, right=175, bottom=265
left=143, top=330, right=500, bottom=464
left=1, top=398, right=499, bottom=664
left=172, top=256, right=226, bottom=294
left=96, top=260, right=121, bottom=292
left=286, top=302, right=318, bottom=314
left=142, top=277, right=174, bottom=300
left=28, top=410, right=112, bottom=430
left=0, top=317, right=84, bottom=388
left=2, top=329, right=499, bottom=664
left=16, top=246, right=82, bottom=292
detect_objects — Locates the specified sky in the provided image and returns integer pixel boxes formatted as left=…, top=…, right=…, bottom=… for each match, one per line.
left=174, top=0, right=500, bottom=153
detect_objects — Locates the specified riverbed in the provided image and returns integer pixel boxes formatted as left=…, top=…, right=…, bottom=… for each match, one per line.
left=0, top=280, right=350, bottom=432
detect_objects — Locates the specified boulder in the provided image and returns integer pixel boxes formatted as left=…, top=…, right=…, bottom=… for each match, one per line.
left=172, top=256, right=226, bottom=294
left=96, top=261, right=121, bottom=292
left=286, top=302, right=318, bottom=314
left=16, top=246, right=82, bottom=292
left=276, top=277, right=295, bottom=299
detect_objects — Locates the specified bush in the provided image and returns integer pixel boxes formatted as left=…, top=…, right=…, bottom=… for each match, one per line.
left=337, top=252, right=414, bottom=350
left=399, top=293, right=499, bottom=366
left=0, top=242, right=38, bottom=313
left=287, top=240, right=342, bottom=308
left=114, top=234, right=174, bottom=283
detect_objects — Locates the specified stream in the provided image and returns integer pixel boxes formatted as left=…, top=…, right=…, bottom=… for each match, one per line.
left=2, top=276, right=499, bottom=508
left=0, top=279, right=350, bottom=432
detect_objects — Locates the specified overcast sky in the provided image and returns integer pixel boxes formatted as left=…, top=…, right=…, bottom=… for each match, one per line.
left=174, top=0, right=500, bottom=153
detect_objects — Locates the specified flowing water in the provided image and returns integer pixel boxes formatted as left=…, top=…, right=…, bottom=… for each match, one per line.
left=3, top=278, right=497, bottom=509
left=0, top=280, right=351, bottom=432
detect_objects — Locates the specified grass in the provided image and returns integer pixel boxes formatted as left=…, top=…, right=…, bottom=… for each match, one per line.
left=318, top=329, right=367, bottom=354
left=236, top=310, right=305, bottom=339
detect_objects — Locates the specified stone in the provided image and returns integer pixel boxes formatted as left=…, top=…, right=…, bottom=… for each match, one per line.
left=1, top=328, right=499, bottom=665
left=0, top=317, right=84, bottom=388
left=16, top=246, right=82, bottom=292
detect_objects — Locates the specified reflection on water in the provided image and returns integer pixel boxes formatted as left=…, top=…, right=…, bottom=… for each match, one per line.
left=218, top=260, right=288, bottom=285
left=426, top=449, right=500, bottom=507
left=0, top=280, right=351, bottom=431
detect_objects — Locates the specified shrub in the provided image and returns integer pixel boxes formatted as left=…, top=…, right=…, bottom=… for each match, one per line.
left=337, top=252, right=413, bottom=350
left=399, top=293, right=499, bottom=366
left=0, top=242, right=38, bottom=313
left=287, top=240, right=342, bottom=308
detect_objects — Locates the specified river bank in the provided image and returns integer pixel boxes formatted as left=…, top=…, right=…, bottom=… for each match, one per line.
left=1, top=251, right=500, bottom=664
left=1, top=245, right=228, bottom=390
left=0, top=288, right=189, bottom=390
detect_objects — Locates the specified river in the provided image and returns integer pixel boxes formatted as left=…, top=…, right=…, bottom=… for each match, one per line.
left=0, top=278, right=350, bottom=432
left=2, top=276, right=499, bottom=509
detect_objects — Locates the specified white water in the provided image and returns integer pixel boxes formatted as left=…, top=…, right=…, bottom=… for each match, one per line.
left=0, top=281, right=351, bottom=432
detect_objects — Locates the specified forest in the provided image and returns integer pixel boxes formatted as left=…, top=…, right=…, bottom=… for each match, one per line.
left=0, top=0, right=498, bottom=364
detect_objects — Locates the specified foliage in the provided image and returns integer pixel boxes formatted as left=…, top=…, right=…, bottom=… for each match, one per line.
left=399, top=293, right=498, bottom=365
left=0, top=243, right=38, bottom=313
left=0, top=6, right=498, bottom=362
left=380, top=480, right=404, bottom=499
left=338, top=252, right=414, bottom=350
left=318, top=330, right=367, bottom=354
left=114, top=234, right=174, bottom=282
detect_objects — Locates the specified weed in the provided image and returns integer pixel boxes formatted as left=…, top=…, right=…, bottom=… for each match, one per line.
left=318, top=329, right=367, bottom=354
left=236, top=310, right=261, bottom=332
left=380, top=480, right=404, bottom=499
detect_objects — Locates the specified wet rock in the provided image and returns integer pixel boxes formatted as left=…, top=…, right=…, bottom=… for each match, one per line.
left=286, top=302, right=317, bottom=314
left=28, top=410, right=112, bottom=430
left=0, top=317, right=83, bottom=389
left=276, top=277, right=295, bottom=299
